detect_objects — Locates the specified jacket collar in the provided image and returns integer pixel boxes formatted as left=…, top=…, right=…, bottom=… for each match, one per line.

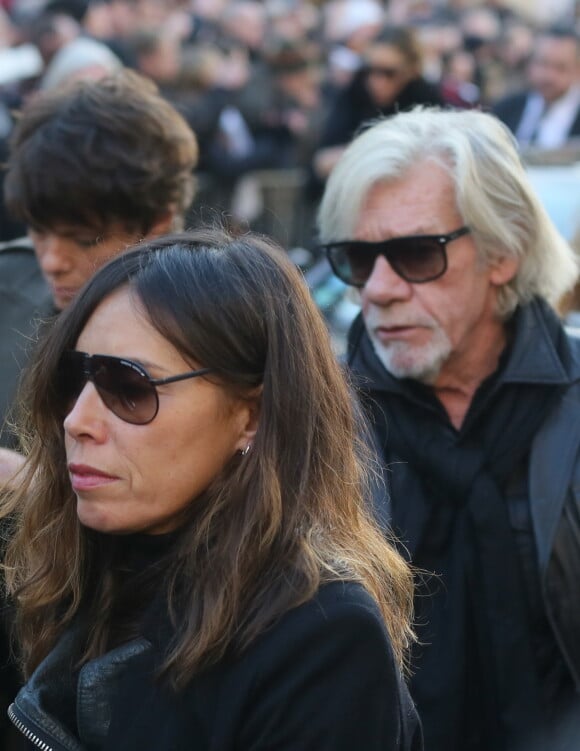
left=501, top=298, right=579, bottom=384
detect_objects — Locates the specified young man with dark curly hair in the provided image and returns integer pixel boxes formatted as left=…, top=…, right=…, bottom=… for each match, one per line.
left=0, top=68, right=198, bottom=448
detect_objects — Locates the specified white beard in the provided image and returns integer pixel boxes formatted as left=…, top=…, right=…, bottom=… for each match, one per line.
left=366, top=321, right=452, bottom=385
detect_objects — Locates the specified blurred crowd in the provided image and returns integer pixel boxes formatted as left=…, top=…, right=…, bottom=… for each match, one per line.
left=1, top=0, right=580, bottom=251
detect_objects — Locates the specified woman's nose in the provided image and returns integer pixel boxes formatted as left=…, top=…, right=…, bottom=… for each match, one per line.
left=63, top=381, right=109, bottom=442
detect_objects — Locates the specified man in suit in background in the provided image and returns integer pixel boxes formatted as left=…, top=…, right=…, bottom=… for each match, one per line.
left=493, top=26, right=580, bottom=149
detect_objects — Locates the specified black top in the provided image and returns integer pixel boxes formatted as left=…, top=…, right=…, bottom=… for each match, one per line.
left=12, top=579, right=422, bottom=750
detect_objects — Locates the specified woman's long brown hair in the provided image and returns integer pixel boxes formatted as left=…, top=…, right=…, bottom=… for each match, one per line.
left=1, top=228, right=414, bottom=688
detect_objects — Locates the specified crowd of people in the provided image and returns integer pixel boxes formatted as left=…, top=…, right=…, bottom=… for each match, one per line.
left=1, top=0, right=580, bottom=247
left=0, top=1, right=580, bottom=750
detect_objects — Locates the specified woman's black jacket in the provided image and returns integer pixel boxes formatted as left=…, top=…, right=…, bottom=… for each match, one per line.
left=11, top=581, right=422, bottom=750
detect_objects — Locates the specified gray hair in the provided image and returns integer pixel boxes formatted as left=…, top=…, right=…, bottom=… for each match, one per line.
left=317, top=107, right=578, bottom=317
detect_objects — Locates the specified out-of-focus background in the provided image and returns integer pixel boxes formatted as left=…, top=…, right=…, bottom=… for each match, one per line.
left=2, top=0, right=580, bottom=349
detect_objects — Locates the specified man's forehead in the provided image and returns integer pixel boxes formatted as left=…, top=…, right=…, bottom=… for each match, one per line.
left=29, top=220, right=138, bottom=238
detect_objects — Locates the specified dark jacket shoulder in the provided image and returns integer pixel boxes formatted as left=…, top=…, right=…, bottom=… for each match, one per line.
left=492, top=90, right=580, bottom=139
left=0, top=238, right=42, bottom=285
left=0, top=238, right=53, bottom=446
left=105, top=581, right=421, bottom=751
left=492, top=90, right=529, bottom=132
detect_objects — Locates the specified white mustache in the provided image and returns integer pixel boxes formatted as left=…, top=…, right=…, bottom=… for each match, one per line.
left=365, top=309, right=437, bottom=331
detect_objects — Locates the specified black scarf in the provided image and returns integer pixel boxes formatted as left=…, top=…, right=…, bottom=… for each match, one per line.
left=349, top=300, right=569, bottom=750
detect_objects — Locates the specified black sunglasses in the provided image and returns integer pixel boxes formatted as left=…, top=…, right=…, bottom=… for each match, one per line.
left=58, top=350, right=213, bottom=425
left=320, top=226, right=471, bottom=287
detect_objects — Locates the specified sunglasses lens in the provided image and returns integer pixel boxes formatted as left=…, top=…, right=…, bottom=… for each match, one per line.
left=58, top=352, right=158, bottom=424
left=329, top=244, right=377, bottom=287
left=58, top=351, right=88, bottom=412
left=389, top=238, right=445, bottom=282
left=92, top=357, right=158, bottom=425
left=328, top=237, right=446, bottom=286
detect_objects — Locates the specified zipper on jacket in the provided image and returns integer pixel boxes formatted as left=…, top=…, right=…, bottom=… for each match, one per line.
left=8, top=703, right=55, bottom=751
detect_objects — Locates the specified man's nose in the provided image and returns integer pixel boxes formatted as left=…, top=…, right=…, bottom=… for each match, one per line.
left=34, top=235, right=73, bottom=275
left=362, top=254, right=413, bottom=306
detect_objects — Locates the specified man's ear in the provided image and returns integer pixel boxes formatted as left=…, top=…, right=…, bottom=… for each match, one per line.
left=489, top=255, right=519, bottom=287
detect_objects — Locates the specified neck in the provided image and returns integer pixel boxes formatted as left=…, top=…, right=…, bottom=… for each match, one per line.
left=433, top=318, right=509, bottom=430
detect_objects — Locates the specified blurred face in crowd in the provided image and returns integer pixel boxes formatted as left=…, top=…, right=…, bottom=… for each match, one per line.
left=191, top=0, right=229, bottom=22
left=363, top=43, right=415, bottom=107
left=137, top=33, right=181, bottom=84
left=529, top=34, right=579, bottom=103
left=499, top=22, right=534, bottom=68
left=64, top=287, right=254, bottom=535
left=221, top=1, right=266, bottom=52
left=30, top=223, right=142, bottom=310
left=30, top=212, right=173, bottom=310
left=356, top=160, right=517, bottom=385
left=446, top=50, right=476, bottom=84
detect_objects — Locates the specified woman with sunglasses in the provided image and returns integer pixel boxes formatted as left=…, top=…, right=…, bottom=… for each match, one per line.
left=311, top=25, right=443, bottom=190
left=2, top=228, right=421, bottom=750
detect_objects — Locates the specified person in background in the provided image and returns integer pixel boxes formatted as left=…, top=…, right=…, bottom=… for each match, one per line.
left=317, top=106, right=580, bottom=751
left=128, top=25, right=182, bottom=87
left=0, top=68, right=198, bottom=449
left=311, top=25, right=443, bottom=190
left=489, top=17, right=535, bottom=103
left=2, top=228, right=421, bottom=751
left=439, top=48, right=480, bottom=108
left=26, top=6, right=122, bottom=90
left=456, top=5, right=502, bottom=105
left=493, top=26, right=580, bottom=150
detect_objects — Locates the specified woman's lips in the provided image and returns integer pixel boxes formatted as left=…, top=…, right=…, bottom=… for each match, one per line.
left=68, top=463, right=118, bottom=491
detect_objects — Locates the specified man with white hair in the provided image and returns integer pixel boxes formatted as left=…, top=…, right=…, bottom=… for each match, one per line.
left=317, top=107, right=580, bottom=750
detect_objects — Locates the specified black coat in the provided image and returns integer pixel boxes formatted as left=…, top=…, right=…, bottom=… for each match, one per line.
left=346, top=305, right=580, bottom=751
left=12, top=581, right=422, bottom=750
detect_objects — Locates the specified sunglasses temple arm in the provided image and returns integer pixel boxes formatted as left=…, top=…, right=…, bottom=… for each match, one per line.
left=151, top=368, right=213, bottom=386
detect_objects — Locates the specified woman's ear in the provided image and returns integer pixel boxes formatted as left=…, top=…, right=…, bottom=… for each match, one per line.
left=235, top=386, right=262, bottom=452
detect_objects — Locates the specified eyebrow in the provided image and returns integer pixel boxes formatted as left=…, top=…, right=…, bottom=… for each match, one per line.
left=98, top=355, right=169, bottom=376
left=354, top=227, right=445, bottom=242
left=132, top=358, right=173, bottom=376
left=134, top=357, right=205, bottom=379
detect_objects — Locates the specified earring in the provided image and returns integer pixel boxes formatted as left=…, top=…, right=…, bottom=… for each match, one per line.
left=240, top=444, right=251, bottom=456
